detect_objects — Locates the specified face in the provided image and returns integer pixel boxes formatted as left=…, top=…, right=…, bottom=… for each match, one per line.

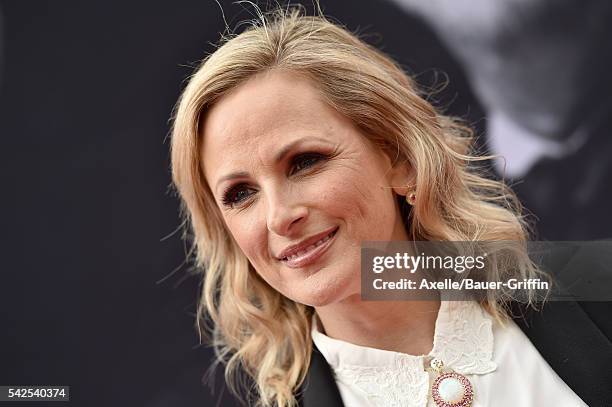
left=202, top=69, right=410, bottom=307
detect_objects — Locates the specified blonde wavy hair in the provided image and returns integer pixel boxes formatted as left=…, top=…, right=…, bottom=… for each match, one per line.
left=170, top=6, right=547, bottom=407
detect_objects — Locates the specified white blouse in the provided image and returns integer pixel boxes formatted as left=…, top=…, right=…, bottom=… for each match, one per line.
left=311, top=301, right=588, bottom=407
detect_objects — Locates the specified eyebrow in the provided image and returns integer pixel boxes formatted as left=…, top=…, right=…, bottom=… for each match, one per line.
left=214, top=136, right=332, bottom=194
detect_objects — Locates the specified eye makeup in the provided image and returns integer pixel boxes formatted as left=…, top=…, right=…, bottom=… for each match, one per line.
left=220, top=150, right=333, bottom=208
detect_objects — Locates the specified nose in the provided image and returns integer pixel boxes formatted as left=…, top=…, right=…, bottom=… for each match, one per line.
left=265, top=186, right=308, bottom=236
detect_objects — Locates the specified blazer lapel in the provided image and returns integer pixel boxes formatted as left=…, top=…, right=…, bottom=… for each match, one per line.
left=511, top=300, right=612, bottom=407
left=299, top=346, right=344, bottom=407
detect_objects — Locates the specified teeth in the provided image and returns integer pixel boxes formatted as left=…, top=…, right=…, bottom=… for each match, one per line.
left=282, top=230, right=335, bottom=261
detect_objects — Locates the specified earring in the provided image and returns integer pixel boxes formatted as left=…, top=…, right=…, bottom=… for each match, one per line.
left=406, top=189, right=417, bottom=206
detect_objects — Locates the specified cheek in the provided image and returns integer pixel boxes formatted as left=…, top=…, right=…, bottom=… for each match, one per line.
left=226, top=218, right=286, bottom=291
left=314, top=167, right=397, bottom=239
left=225, top=216, right=269, bottom=270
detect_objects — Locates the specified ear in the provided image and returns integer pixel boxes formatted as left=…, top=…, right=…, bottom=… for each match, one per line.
left=387, top=159, right=415, bottom=197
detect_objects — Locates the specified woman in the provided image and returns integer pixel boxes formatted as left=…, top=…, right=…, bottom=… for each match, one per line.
left=169, top=7, right=610, bottom=407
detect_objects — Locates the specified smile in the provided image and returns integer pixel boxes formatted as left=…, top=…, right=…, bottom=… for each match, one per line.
left=280, top=227, right=338, bottom=268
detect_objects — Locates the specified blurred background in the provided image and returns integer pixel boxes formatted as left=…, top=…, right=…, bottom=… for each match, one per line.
left=1, top=1, right=610, bottom=406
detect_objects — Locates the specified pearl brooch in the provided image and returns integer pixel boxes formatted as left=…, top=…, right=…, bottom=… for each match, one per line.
left=430, top=358, right=474, bottom=407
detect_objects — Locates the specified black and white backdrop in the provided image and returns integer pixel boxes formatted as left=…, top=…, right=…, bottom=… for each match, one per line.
left=1, top=1, right=610, bottom=406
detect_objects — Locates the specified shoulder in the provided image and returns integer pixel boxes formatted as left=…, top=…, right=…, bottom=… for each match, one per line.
left=509, top=300, right=612, bottom=406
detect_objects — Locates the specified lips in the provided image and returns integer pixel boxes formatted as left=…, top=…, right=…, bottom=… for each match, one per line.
left=277, top=226, right=338, bottom=268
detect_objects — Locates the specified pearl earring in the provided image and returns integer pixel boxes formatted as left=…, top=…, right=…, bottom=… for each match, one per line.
left=406, top=190, right=417, bottom=206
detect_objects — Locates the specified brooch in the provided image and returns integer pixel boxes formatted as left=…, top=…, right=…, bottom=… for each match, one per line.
left=430, top=358, right=474, bottom=407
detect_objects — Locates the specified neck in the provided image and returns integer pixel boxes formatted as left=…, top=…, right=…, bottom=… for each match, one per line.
left=314, top=295, right=441, bottom=356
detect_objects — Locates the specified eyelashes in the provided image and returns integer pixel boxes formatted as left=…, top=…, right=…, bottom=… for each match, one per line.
left=290, top=152, right=326, bottom=175
left=221, top=152, right=329, bottom=208
left=221, top=184, right=254, bottom=207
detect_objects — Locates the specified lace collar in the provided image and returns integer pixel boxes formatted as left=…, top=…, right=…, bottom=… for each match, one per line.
left=310, top=301, right=497, bottom=406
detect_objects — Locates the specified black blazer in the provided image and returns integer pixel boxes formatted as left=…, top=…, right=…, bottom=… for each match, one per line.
left=298, top=300, right=612, bottom=407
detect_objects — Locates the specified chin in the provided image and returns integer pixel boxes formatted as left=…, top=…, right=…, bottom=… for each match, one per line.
left=292, top=273, right=357, bottom=307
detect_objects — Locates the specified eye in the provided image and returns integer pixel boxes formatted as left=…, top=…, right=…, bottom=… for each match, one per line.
left=222, top=183, right=255, bottom=207
left=220, top=152, right=329, bottom=209
left=290, top=152, right=327, bottom=175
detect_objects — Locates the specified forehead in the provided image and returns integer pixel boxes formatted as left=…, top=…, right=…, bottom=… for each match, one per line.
left=203, top=70, right=323, bottom=151
left=200, top=70, right=360, bottom=189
